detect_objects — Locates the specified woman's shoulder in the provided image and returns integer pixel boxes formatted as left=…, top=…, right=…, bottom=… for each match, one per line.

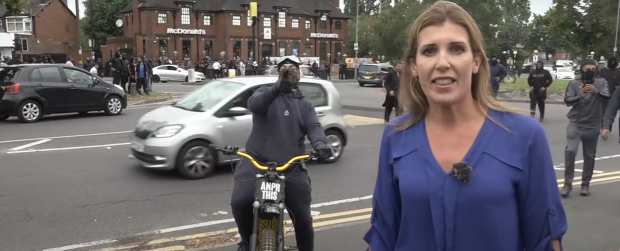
left=490, top=110, right=546, bottom=143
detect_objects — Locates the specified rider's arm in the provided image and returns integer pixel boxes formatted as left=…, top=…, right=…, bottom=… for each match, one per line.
left=603, top=86, right=620, bottom=130
left=247, top=85, right=278, bottom=114
left=364, top=127, right=400, bottom=251
left=519, top=126, right=567, bottom=251
left=498, top=65, right=507, bottom=79
left=303, top=100, right=327, bottom=147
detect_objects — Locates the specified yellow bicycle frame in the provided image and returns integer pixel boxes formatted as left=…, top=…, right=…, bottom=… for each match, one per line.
left=236, top=151, right=311, bottom=171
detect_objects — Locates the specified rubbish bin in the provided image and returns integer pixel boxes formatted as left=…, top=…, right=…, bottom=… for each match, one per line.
left=188, top=69, right=196, bottom=82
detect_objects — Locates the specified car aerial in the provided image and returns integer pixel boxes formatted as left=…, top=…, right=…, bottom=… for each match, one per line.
left=0, top=64, right=126, bottom=123
left=129, top=76, right=348, bottom=179
left=152, top=64, right=206, bottom=83
left=555, top=67, right=575, bottom=79
left=264, top=64, right=319, bottom=78
left=357, top=63, right=393, bottom=87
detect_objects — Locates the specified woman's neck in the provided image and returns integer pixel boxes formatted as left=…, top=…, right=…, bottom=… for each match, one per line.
left=426, top=96, right=486, bottom=128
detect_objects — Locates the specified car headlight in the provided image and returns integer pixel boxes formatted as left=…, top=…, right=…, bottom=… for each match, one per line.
left=152, top=125, right=184, bottom=138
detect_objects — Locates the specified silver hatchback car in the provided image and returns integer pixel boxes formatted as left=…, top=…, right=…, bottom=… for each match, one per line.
left=129, top=76, right=348, bottom=179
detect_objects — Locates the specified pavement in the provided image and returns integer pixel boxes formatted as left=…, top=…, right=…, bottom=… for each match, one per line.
left=1, top=81, right=620, bottom=251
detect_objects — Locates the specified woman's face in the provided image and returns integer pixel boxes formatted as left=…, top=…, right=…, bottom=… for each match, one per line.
left=412, top=21, right=481, bottom=105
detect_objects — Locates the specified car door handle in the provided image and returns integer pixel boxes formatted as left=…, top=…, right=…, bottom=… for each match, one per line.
left=317, top=112, right=325, bottom=117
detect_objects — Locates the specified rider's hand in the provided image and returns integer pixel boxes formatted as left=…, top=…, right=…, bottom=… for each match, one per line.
left=315, top=144, right=333, bottom=160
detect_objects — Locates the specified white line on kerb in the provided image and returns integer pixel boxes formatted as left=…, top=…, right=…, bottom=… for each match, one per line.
left=8, top=138, right=51, bottom=151
left=552, top=154, right=620, bottom=174
left=7, top=143, right=130, bottom=154
left=41, top=195, right=374, bottom=251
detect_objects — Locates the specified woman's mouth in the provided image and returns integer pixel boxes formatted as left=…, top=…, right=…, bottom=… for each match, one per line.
left=432, top=78, right=455, bottom=89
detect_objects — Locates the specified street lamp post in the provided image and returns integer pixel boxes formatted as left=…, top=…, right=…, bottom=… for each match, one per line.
left=173, top=51, right=178, bottom=61
left=242, top=2, right=258, bottom=63
left=327, top=53, right=331, bottom=63
left=381, top=55, right=385, bottom=61
left=354, top=0, right=359, bottom=80
left=337, top=52, right=341, bottom=61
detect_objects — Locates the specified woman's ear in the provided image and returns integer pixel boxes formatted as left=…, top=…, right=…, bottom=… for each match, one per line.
left=473, top=54, right=482, bottom=74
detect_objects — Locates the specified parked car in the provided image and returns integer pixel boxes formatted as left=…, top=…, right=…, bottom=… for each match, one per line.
left=264, top=65, right=319, bottom=78
left=0, top=64, right=126, bottom=123
left=152, top=64, right=206, bottom=83
left=357, top=63, right=393, bottom=87
left=555, top=67, right=575, bottom=79
left=129, top=76, right=348, bottom=179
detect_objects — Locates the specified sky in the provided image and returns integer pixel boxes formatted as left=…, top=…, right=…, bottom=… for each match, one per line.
left=65, top=0, right=553, bottom=19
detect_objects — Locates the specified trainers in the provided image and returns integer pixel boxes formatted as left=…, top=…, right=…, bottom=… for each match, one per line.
left=530, top=111, right=535, bottom=118
left=539, top=115, right=544, bottom=122
left=580, top=185, right=590, bottom=196
left=237, top=241, right=249, bottom=251
left=560, top=184, right=572, bottom=198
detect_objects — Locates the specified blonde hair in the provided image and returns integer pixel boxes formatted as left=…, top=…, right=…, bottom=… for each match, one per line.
left=396, top=1, right=520, bottom=132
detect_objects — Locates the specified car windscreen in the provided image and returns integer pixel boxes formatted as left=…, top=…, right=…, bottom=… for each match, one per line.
left=557, top=68, right=572, bottom=72
left=358, top=65, right=380, bottom=72
left=0, top=67, right=20, bottom=85
left=172, top=80, right=244, bottom=112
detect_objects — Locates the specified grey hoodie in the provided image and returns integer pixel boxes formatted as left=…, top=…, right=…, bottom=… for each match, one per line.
left=564, top=78, right=610, bottom=128
left=603, top=85, right=620, bottom=130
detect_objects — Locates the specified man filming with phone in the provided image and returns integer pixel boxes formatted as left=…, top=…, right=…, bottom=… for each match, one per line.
left=230, top=56, right=333, bottom=251
left=561, top=59, right=610, bottom=198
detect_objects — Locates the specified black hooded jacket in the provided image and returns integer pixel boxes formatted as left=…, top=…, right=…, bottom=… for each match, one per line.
left=598, top=56, right=620, bottom=95
left=527, top=61, right=553, bottom=91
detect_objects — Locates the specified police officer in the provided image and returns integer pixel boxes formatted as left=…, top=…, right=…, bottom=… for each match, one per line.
left=230, top=56, right=333, bottom=251
left=527, top=61, right=553, bottom=122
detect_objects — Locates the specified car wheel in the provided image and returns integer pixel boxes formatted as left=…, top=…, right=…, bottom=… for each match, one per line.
left=321, top=129, right=345, bottom=164
left=0, top=114, right=9, bottom=121
left=104, top=95, right=123, bottom=116
left=152, top=75, right=160, bottom=83
left=17, top=100, right=42, bottom=123
left=176, top=140, right=217, bottom=179
left=358, top=82, right=365, bottom=87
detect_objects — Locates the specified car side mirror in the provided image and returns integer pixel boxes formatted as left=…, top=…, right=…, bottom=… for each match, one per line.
left=227, top=106, right=248, bottom=116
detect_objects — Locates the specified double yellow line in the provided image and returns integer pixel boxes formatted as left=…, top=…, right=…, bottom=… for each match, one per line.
left=95, top=172, right=620, bottom=251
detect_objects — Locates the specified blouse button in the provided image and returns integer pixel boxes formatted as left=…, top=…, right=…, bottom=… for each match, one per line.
left=549, top=210, right=556, bottom=215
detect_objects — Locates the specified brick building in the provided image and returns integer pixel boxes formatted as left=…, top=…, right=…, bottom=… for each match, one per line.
left=110, top=0, right=348, bottom=63
left=0, top=0, right=79, bottom=63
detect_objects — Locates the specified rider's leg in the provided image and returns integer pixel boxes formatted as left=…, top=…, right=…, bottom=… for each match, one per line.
left=230, top=159, right=259, bottom=245
left=284, top=168, right=314, bottom=251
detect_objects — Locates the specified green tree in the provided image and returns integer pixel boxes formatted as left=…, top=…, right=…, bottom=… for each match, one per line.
left=81, top=0, right=131, bottom=48
left=1, top=0, right=26, bottom=15
left=346, top=16, right=378, bottom=57
left=545, top=0, right=584, bottom=56
left=495, top=0, right=531, bottom=55
left=343, top=0, right=376, bottom=16
left=372, top=1, right=429, bottom=61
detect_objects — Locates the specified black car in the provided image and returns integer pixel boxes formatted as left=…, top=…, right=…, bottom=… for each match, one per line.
left=357, top=63, right=393, bottom=87
left=0, top=64, right=127, bottom=123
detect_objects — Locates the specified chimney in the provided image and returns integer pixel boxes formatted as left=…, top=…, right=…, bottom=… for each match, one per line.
left=331, top=0, right=339, bottom=9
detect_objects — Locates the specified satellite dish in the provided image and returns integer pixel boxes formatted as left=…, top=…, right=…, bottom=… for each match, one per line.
left=115, top=19, right=123, bottom=27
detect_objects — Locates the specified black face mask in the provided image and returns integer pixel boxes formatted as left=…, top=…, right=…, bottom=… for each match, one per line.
left=608, top=60, right=618, bottom=69
left=536, top=64, right=543, bottom=71
left=490, top=59, right=497, bottom=65
left=582, top=69, right=596, bottom=82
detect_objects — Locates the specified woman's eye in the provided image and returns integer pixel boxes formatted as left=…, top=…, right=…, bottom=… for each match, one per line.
left=422, top=48, right=436, bottom=56
left=451, top=46, right=465, bottom=54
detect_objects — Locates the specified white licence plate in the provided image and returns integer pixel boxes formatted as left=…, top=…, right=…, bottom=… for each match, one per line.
left=131, top=141, right=144, bottom=152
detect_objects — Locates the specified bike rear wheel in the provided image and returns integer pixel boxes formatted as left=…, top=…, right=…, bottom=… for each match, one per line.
left=503, top=75, right=516, bottom=84
left=260, top=229, right=277, bottom=251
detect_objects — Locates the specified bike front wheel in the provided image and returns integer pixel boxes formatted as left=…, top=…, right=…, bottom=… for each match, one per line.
left=503, top=75, right=516, bottom=84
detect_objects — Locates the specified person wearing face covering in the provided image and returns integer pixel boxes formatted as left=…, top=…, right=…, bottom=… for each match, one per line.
left=561, top=59, right=610, bottom=198
left=488, top=55, right=507, bottom=98
left=598, top=56, right=620, bottom=134
left=229, top=56, right=333, bottom=251
left=527, top=61, right=553, bottom=122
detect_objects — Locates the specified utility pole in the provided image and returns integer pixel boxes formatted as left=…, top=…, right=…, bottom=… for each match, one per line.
left=354, top=0, right=359, bottom=79
left=614, top=0, right=620, bottom=56
left=76, top=0, right=82, bottom=64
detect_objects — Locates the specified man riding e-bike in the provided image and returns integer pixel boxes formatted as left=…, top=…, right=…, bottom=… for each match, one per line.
left=230, top=56, right=333, bottom=251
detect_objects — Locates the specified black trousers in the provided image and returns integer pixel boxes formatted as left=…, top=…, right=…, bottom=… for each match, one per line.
left=137, top=78, right=149, bottom=94
left=120, top=73, right=129, bottom=93
left=339, top=71, right=346, bottom=79
left=112, top=72, right=121, bottom=85
left=325, top=71, right=331, bottom=80
left=384, top=95, right=402, bottom=122
left=529, top=90, right=546, bottom=117
left=230, top=158, right=314, bottom=251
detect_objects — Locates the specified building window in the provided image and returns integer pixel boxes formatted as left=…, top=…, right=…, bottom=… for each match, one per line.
left=204, top=40, right=213, bottom=59
left=232, top=15, right=241, bottom=26
left=204, top=15, right=212, bottom=25
left=335, top=20, right=342, bottom=30
left=305, top=19, right=311, bottom=29
left=181, top=7, right=191, bottom=25
left=233, top=40, right=241, bottom=58
left=182, top=38, right=192, bottom=60
left=263, top=17, right=272, bottom=27
left=20, top=38, right=28, bottom=51
left=157, top=13, right=168, bottom=24
left=6, top=17, right=32, bottom=33
left=278, top=41, right=286, bottom=56
left=247, top=10, right=252, bottom=26
left=278, top=12, right=286, bottom=27
left=262, top=43, right=273, bottom=58
left=291, top=17, right=299, bottom=28
left=304, top=44, right=312, bottom=56
left=158, top=38, right=169, bottom=58
left=292, top=41, right=300, bottom=55
left=335, top=41, right=342, bottom=55
left=248, top=40, right=254, bottom=60
left=320, top=20, right=327, bottom=29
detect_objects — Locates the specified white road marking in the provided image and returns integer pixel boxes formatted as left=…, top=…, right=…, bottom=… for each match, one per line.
left=7, top=143, right=130, bottom=154
left=41, top=195, right=374, bottom=251
left=552, top=154, right=620, bottom=173
left=0, top=131, right=132, bottom=144
left=8, top=138, right=51, bottom=151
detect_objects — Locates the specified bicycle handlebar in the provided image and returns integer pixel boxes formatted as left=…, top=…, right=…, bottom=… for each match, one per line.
left=210, top=144, right=316, bottom=172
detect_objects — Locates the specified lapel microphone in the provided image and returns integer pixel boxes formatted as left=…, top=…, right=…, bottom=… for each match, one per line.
left=452, top=162, right=473, bottom=183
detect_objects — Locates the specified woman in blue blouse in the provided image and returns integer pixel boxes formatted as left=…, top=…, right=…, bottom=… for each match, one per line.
left=363, top=1, right=568, bottom=251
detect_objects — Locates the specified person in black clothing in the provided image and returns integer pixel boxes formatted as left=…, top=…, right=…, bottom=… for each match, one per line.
left=324, top=62, right=331, bottom=80
left=110, top=52, right=122, bottom=86
left=598, top=56, right=620, bottom=132
left=128, top=57, right=136, bottom=94
left=527, top=61, right=553, bottom=122
left=120, top=56, right=130, bottom=93
left=382, top=62, right=403, bottom=122
left=230, top=56, right=333, bottom=251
